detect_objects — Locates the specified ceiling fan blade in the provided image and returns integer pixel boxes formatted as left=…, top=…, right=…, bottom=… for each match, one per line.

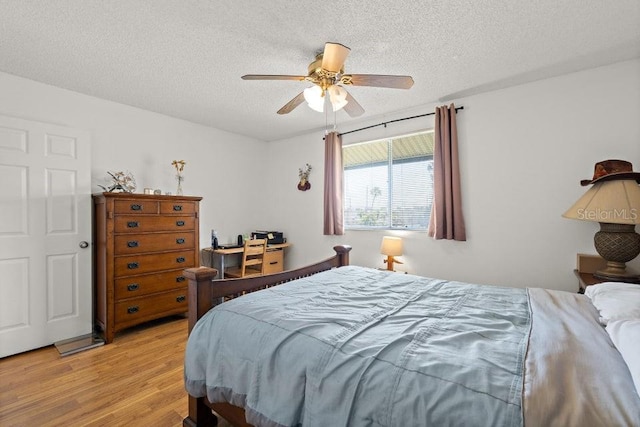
left=321, top=42, right=351, bottom=73
left=242, top=74, right=306, bottom=81
left=341, top=74, right=414, bottom=89
left=343, top=90, right=365, bottom=117
left=277, top=92, right=306, bottom=115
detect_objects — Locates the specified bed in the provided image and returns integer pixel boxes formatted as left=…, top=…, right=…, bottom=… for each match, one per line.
left=182, top=245, right=640, bottom=427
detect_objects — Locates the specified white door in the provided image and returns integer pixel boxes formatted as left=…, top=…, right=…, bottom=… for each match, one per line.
left=0, top=115, right=92, bottom=358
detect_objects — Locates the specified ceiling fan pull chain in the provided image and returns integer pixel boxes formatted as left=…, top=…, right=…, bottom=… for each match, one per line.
left=324, top=91, right=329, bottom=135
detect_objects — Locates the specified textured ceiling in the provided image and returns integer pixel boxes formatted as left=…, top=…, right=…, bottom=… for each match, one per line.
left=0, top=1, right=639, bottom=142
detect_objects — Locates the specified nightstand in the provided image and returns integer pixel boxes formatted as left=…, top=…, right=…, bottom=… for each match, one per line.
left=574, top=269, right=640, bottom=294
left=574, top=270, right=603, bottom=294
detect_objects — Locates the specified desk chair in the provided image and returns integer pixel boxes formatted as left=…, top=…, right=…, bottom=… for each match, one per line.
left=224, top=238, right=268, bottom=278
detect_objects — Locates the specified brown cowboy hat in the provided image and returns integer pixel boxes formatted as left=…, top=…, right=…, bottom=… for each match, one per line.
left=580, top=159, right=640, bottom=186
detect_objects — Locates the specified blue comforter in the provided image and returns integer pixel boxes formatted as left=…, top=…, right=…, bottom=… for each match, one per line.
left=184, top=266, right=531, bottom=426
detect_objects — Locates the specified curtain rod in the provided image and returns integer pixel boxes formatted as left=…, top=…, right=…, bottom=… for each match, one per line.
left=336, top=105, right=464, bottom=138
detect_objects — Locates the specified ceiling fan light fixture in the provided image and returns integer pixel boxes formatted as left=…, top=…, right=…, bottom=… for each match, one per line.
left=304, top=85, right=323, bottom=103
left=308, top=100, right=325, bottom=112
left=303, top=86, right=325, bottom=112
left=331, top=98, right=348, bottom=112
left=303, top=85, right=349, bottom=113
left=328, top=85, right=348, bottom=111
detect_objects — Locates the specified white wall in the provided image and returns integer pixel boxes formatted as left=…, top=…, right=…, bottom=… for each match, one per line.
left=265, top=59, right=640, bottom=292
left=2, top=59, right=639, bottom=293
left=0, top=72, right=268, bottom=248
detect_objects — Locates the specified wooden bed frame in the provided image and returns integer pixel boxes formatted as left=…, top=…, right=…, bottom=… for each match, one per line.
left=182, top=245, right=352, bottom=427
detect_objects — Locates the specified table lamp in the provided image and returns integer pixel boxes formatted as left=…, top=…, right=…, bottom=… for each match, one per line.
left=563, top=163, right=640, bottom=281
left=381, top=236, right=403, bottom=271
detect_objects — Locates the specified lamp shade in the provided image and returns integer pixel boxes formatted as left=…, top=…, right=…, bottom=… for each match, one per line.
left=562, top=179, right=640, bottom=225
left=328, top=85, right=348, bottom=111
left=303, top=86, right=324, bottom=112
left=303, top=84, right=348, bottom=113
left=380, top=236, right=403, bottom=256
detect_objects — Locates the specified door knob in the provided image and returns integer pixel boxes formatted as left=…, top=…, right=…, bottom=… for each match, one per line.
left=79, top=241, right=89, bottom=249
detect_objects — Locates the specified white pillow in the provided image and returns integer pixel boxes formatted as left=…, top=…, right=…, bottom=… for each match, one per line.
left=606, top=319, right=640, bottom=395
left=584, top=282, right=640, bottom=325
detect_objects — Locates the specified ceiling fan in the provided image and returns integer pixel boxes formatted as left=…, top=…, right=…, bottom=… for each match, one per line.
left=241, top=42, right=414, bottom=117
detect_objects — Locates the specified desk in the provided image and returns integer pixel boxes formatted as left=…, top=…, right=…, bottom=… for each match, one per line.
left=203, top=243, right=291, bottom=278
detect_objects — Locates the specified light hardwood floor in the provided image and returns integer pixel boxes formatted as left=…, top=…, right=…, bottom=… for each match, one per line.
left=0, top=316, right=232, bottom=427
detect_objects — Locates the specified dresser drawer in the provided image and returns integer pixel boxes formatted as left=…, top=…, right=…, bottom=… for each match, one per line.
left=263, top=249, right=284, bottom=274
left=115, top=288, right=188, bottom=330
left=160, top=200, right=196, bottom=215
left=114, top=269, right=188, bottom=300
left=114, top=250, right=195, bottom=277
left=114, top=232, right=195, bottom=255
left=114, top=200, right=159, bottom=215
left=114, top=216, right=196, bottom=233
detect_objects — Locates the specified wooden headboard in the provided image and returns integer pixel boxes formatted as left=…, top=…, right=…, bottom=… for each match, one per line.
left=183, top=244, right=352, bottom=332
left=182, top=244, right=351, bottom=427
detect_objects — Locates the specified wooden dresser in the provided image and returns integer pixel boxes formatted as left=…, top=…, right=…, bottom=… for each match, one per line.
left=93, top=192, right=202, bottom=343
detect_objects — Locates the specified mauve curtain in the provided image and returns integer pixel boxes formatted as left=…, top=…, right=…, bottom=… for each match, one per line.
left=324, top=131, right=344, bottom=235
left=428, top=103, right=466, bottom=240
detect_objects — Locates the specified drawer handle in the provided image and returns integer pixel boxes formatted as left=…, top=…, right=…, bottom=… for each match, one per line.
left=127, top=240, right=139, bottom=248
left=127, top=306, right=139, bottom=314
left=127, top=221, right=139, bottom=228
left=127, top=283, right=139, bottom=291
left=176, top=276, right=186, bottom=282
left=127, top=262, right=139, bottom=269
left=173, top=205, right=183, bottom=211
left=176, top=257, right=186, bottom=263
left=176, top=238, right=185, bottom=244
left=270, top=261, right=278, bottom=265
left=176, top=295, right=186, bottom=303
left=130, top=204, right=142, bottom=211
left=176, top=220, right=185, bottom=227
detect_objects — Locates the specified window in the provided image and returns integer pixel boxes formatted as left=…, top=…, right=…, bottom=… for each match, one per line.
left=343, top=131, right=434, bottom=230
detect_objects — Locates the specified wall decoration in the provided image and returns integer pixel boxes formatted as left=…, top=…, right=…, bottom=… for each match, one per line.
left=98, top=171, right=136, bottom=193
left=298, top=163, right=312, bottom=191
left=172, top=160, right=186, bottom=195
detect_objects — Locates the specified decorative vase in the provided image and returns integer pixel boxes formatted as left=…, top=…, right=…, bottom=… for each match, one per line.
left=176, top=174, right=184, bottom=195
left=297, top=178, right=311, bottom=191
